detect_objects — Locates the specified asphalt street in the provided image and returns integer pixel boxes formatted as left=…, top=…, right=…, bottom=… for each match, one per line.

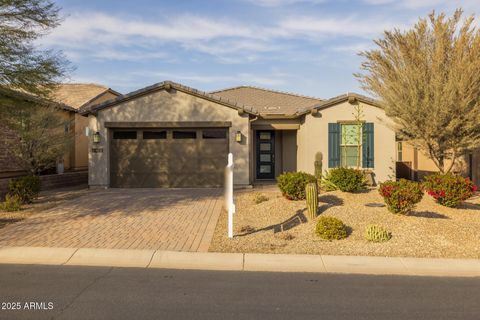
left=0, top=264, right=479, bottom=320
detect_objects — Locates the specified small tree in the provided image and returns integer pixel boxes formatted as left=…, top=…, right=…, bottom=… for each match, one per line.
left=1, top=90, right=73, bottom=174
left=356, top=9, right=480, bottom=173
left=352, top=102, right=364, bottom=169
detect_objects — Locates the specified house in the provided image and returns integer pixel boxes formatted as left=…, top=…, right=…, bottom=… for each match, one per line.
left=396, top=142, right=479, bottom=185
left=0, top=84, right=120, bottom=178
left=50, top=84, right=120, bottom=171
left=80, top=81, right=396, bottom=188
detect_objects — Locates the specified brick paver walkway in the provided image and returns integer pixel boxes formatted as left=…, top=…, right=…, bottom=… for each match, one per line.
left=0, top=188, right=223, bottom=252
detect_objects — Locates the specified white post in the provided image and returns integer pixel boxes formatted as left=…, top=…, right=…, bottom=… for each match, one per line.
left=225, top=153, right=235, bottom=238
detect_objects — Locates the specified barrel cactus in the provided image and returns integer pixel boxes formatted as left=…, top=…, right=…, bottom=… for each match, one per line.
left=364, top=224, right=392, bottom=242
left=305, top=182, right=318, bottom=219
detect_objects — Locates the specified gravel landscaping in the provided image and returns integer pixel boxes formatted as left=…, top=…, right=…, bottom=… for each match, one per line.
left=209, top=187, right=480, bottom=258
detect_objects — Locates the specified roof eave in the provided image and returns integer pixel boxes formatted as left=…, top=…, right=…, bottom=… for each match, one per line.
left=80, top=81, right=258, bottom=116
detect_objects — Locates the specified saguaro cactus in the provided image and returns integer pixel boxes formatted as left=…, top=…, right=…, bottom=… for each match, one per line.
left=305, top=182, right=318, bottom=219
left=314, top=152, right=323, bottom=181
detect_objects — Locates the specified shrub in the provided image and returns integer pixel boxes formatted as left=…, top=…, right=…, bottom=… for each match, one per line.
left=8, top=175, right=41, bottom=204
left=378, top=179, right=423, bottom=215
left=315, top=216, right=348, bottom=240
left=254, top=193, right=269, bottom=204
left=364, top=224, right=391, bottom=242
left=277, top=172, right=317, bottom=200
left=322, top=168, right=367, bottom=192
left=1, top=194, right=23, bottom=212
left=423, top=173, right=477, bottom=207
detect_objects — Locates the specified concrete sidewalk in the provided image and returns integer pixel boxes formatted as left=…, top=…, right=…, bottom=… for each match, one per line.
left=0, top=246, right=479, bottom=277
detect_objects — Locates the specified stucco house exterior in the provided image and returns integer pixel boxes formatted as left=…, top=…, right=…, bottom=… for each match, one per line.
left=0, top=84, right=120, bottom=178
left=396, top=142, right=479, bottom=185
left=80, top=81, right=397, bottom=188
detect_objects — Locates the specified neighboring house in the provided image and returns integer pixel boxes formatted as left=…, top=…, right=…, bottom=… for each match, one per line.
left=396, top=142, right=479, bottom=184
left=80, top=81, right=396, bottom=188
left=0, top=84, right=120, bottom=178
left=50, top=84, right=120, bottom=171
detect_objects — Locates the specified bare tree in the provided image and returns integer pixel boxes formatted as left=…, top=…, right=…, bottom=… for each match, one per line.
left=356, top=9, right=480, bottom=173
left=1, top=89, right=73, bottom=174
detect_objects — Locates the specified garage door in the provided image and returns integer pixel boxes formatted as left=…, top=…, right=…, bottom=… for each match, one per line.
left=110, top=128, right=228, bottom=188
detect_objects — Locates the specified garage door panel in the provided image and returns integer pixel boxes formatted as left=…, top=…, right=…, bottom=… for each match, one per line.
left=110, top=128, right=228, bottom=188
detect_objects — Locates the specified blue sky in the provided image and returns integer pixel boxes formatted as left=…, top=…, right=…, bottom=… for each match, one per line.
left=41, top=0, right=480, bottom=98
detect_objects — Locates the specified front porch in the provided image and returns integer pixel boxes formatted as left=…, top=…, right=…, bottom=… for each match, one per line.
left=251, top=119, right=299, bottom=183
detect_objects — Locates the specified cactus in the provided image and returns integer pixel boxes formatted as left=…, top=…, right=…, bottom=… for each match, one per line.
left=364, top=224, right=392, bottom=242
left=314, top=152, right=323, bottom=181
left=305, top=182, right=318, bottom=219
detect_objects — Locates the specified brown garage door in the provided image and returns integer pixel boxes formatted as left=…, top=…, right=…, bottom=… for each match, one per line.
left=110, top=128, right=228, bottom=188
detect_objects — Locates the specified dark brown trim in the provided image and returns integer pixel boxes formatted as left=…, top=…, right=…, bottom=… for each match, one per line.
left=104, top=121, right=232, bottom=128
left=251, top=124, right=300, bottom=130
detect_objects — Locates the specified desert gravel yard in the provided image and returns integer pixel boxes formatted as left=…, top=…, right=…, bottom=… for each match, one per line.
left=209, top=188, right=480, bottom=258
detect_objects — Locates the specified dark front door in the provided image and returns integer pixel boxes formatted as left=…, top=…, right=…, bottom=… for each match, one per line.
left=256, top=130, right=275, bottom=179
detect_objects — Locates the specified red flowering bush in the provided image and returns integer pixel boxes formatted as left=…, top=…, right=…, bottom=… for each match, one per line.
left=423, top=173, right=477, bottom=207
left=378, top=179, right=424, bottom=215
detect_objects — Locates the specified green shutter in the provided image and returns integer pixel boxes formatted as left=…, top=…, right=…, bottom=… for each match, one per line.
left=362, top=123, right=374, bottom=168
left=328, top=123, right=341, bottom=168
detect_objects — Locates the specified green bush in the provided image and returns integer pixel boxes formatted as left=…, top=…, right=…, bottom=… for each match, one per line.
left=378, top=179, right=423, bottom=215
left=315, top=216, right=348, bottom=240
left=364, top=224, right=391, bottom=242
left=277, top=172, right=317, bottom=200
left=1, top=194, right=23, bottom=212
left=322, top=168, right=367, bottom=192
left=254, top=193, right=269, bottom=204
left=423, top=173, right=477, bottom=208
left=8, top=175, right=41, bottom=204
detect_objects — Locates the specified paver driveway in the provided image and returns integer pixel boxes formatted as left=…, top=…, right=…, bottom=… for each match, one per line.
left=0, top=188, right=223, bottom=252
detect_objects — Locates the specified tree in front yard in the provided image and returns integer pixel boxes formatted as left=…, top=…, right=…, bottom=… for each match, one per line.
left=356, top=9, right=480, bottom=173
left=1, top=91, right=74, bottom=174
left=0, top=0, right=72, bottom=174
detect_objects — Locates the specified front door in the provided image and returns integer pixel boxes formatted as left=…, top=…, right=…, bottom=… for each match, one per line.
left=256, top=130, right=275, bottom=179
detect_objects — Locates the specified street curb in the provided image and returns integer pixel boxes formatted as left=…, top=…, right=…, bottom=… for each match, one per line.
left=0, top=246, right=479, bottom=277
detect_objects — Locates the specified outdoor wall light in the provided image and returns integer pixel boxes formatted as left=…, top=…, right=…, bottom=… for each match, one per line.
left=235, top=131, right=242, bottom=143
left=93, top=131, right=101, bottom=144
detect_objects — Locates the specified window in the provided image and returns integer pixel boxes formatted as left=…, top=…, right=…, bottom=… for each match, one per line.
left=173, top=131, right=196, bottom=139
left=64, top=122, right=70, bottom=133
left=143, top=131, right=166, bottom=140
left=397, top=142, right=403, bottom=161
left=340, top=123, right=362, bottom=167
left=113, top=131, right=137, bottom=139
left=259, top=132, right=271, bottom=140
left=202, top=129, right=226, bottom=139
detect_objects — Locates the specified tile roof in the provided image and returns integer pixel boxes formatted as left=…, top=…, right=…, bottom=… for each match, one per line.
left=299, top=92, right=383, bottom=115
left=51, top=83, right=119, bottom=109
left=0, top=86, right=77, bottom=112
left=80, top=81, right=259, bottom=115
left=210, top=86, right=322, bottom=116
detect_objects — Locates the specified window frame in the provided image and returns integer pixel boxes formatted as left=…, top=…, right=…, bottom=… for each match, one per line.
left=339, top=122, right=363, bottom=168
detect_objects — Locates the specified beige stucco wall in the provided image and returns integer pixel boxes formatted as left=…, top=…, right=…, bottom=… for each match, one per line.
left=87, top=88, right=250, bottom=187
left=297, top=100, right=396, bottom=183
left=282, top=131, right=297, bottom=173
left=74, top=91, right=119, bottom=170
left=401, top=142, right=470, bottom=180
